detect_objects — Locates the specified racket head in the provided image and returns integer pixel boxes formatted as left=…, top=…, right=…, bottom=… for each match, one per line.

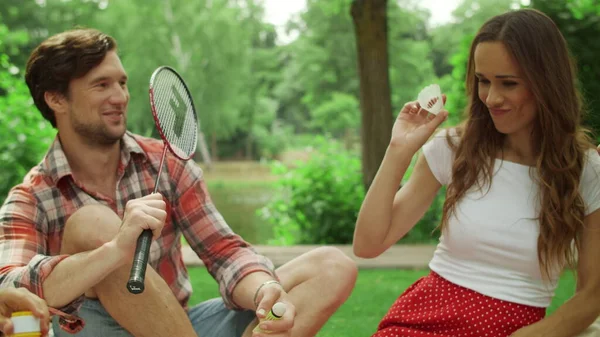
left=149, top=66, right=198, bottom=160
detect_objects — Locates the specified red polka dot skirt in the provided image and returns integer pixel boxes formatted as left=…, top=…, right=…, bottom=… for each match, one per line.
left=373, top=271, right=545, bottom=337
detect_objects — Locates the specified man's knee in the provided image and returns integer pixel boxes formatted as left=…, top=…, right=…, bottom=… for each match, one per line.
left=311, top=247, right=358, bottom=287
left=61, top=204, right=122, bottom=255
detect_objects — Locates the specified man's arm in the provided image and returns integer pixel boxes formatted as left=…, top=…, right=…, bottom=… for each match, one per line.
left=173, top=160, right=277, bottom=309
left=0, top=190, right=166, bottom=309
left=41, top=241, right=127, bottom=308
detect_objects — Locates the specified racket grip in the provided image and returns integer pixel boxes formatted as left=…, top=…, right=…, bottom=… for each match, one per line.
left=127, top=229, right=153, bottom=294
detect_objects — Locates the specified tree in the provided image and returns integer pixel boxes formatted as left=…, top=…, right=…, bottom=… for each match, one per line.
left=432, top=0, right=519, bottom=124
left=91, top=0, right=268, bottom=158
left=234, top=0, right=283, bottom=160
left=281, top=0, right=435, bottom=188
left=429, top=0, right=518, bottom=78
left=351, top=0, right=393, bottom=189
left=0, top=0, right=102, bottom=68
left=530, top=0, right=600, bottom=138
left=0, top=23, right=56, bottom=203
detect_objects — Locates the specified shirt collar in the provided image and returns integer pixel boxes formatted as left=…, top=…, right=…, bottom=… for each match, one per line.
left=42, top=131, right=147, bottom=185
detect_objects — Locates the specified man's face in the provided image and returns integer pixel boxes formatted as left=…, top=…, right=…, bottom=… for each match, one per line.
left=63, top=50, right=129, bottom=145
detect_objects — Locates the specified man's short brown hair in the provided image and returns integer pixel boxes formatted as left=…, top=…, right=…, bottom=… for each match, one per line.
left=25, top=28, right=117, bottom=127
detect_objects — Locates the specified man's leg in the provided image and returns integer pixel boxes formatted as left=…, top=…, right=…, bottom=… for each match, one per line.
left=242, top=247, right=358, bottom=337
left=56, top=204, right=197, bottom=337
left=187, top=298, right=256, bottom=337
left=52, top=298, right=134, bottom=337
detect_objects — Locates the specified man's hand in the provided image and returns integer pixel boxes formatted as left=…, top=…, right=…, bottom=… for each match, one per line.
left=253, top=283, right=296, bottom=337
left=0, top=287, right=49, bottom=336
left=113, top=193, right=167, bottom=259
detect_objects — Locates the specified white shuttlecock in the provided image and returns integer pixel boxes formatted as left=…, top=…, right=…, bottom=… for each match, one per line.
left=417, top=84, right=444, bottom=115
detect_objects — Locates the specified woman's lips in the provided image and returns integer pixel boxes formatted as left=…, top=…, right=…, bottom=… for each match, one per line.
left=489, top=108, right=510, bottom=116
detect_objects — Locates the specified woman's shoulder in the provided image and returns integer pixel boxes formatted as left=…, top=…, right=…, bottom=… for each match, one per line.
left=432, top=127, right=461, bottom=138
left=426, top=127, right=461, bottom=153
left=580, top=148, right=600, bottom=214
left=582, top=148, right=600, bottom=180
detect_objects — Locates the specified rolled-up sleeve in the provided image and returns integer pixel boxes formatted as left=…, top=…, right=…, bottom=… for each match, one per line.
left=173, top=161, right=276, bottom=309
left=0, top=187, right=83, bottom=317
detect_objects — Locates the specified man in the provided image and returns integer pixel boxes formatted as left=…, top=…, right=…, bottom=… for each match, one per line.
left=0, top=28, right=357, bottom=337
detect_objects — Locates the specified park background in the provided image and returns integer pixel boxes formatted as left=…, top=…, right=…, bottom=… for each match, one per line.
left=1, top=0, right=600, bottom=336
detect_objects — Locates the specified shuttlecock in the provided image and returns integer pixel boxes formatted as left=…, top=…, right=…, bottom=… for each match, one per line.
left=417, top=84, right=444, bottom=115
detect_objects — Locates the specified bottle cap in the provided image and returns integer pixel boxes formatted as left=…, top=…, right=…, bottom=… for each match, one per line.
left=271, top=302, right=286, bottom=318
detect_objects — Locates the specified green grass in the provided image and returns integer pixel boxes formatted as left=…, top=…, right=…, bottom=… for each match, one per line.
left=188, top=268, right=576, bottom=337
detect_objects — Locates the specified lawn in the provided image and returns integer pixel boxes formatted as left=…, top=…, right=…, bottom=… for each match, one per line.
left=188, top=267, right=576, bottom=337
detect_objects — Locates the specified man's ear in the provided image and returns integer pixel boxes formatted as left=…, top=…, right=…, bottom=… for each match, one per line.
left=44, top=91, right=68, bottom=115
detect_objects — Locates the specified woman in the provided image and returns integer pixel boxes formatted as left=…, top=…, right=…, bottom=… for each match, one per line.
left=353, top=8, right=600, bottom=337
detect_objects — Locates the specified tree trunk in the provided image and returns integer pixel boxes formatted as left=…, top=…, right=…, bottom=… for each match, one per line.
left=351, top=0, right=394, bottom=190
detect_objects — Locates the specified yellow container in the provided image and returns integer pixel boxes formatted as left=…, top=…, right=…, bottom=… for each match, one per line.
left=10, top=311, right=41, bottom=337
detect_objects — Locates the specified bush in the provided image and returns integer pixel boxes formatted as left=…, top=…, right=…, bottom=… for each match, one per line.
left=259, top=137, right=446, bottom=245
left=0, top=31, right=56, bottom=204
left=399, top=187, right=445, bottom=244
left=258, top=137, right=364, bottom=245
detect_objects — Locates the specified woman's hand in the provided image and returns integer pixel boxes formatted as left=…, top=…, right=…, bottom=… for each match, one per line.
left=390, top=95, right=448, bottom=154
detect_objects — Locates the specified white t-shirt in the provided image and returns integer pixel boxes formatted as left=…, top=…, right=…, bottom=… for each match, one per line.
left=422, top=128, right=600, bottom=308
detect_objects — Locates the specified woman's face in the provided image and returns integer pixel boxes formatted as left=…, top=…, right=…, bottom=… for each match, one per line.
left=474, top=42, right=537, bottom=138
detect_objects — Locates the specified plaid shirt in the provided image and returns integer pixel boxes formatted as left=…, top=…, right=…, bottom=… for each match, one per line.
left=0, top=132, right=276, bottom=333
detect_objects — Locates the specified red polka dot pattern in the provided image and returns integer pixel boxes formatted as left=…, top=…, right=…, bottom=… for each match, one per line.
left=373, top=272, right=545, bottom=337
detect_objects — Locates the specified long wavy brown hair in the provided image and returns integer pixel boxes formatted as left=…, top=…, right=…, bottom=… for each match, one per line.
left=441, top=9, right=594, bottom=279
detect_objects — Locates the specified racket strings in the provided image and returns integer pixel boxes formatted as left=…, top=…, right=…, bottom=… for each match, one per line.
left=152, top=70, right=198, bottom=159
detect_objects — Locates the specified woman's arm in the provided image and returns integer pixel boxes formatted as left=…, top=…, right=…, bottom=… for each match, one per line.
left=511, top=208, right=600, bottom=337
left=353, top=152, right=442, bottom=258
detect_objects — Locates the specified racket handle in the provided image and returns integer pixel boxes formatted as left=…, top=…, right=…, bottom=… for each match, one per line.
left=127, top=229, right=153, bottom=294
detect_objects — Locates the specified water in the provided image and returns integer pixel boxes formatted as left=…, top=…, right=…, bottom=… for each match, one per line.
left=206, top=182, right=277, bottom=244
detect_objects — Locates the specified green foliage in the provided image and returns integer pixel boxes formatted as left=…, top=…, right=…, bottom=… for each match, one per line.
left=252, top=119, right=294, bottom=160
left=395, top=154, right=445, bottom=244
left=565, top=0, right=600, bottom=18
left=279, top=0, right=438, bottom=135
left=439, top=34, right=473, bottom=125
left=259, top=138, right=365, bottom=245
left=310, top=92, right=360, bottom=137
left=402, top=188, right=445, bottom=244
left=430, top=0, right=518, bottom=120
left=387, top=2, right=438, bottom=111
left=531, top=0, right=600, bottom=140
left=0, top=0, right=102, bottom=67
left=259, top=139, right=445, bottom=245
left=1, top=0, right=289, bottom=159
left=0, top=25, right=55, bottom=203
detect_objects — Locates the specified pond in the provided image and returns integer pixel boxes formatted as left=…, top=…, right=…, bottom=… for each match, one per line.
left=206, top=182, right=277, bottom=244
left=200, top=161, right=279, bottom=244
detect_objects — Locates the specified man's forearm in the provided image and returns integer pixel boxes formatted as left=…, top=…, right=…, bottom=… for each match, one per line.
left=42, top=241, right=126, bottom=308
left=231, top=271, right=277, bottom=310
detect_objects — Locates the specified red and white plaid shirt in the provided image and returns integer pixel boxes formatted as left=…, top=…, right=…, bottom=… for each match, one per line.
left=0, top=132, right=276, bottom=333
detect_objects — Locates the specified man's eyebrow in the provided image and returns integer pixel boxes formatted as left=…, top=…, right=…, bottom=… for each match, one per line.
left=89, top=74, right=128, bottom=84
